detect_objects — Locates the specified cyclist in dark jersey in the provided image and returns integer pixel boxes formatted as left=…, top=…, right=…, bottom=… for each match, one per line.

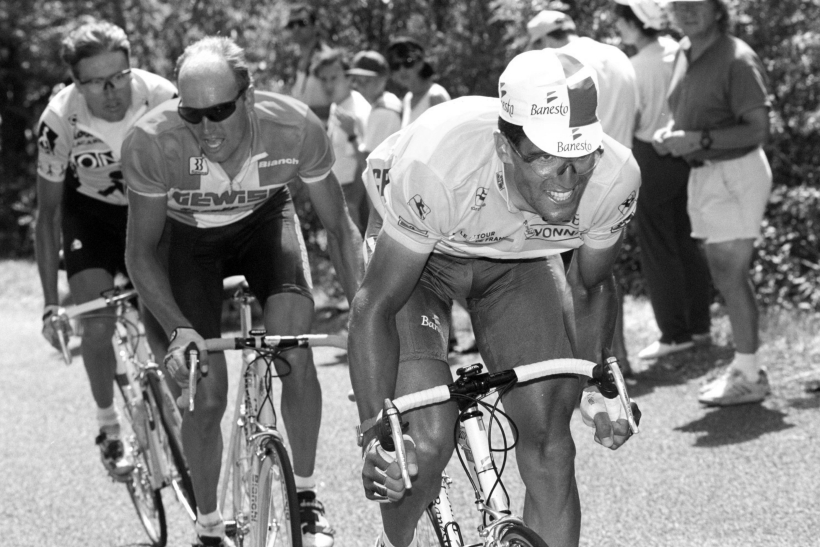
left=123, top=36, right=362, bottom=547
left=35, top=20, right=177, bottom=481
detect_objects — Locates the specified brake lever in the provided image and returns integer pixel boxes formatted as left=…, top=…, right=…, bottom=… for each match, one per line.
left=187, top=344, right=199, bottom=412
left=384, top=399, right=412, bottom=490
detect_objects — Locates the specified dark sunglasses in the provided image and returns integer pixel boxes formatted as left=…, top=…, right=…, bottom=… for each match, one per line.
left=509, top=137, right=604, bottom=177
left=177, top=87, right=247, bottom=124
left=286, top=18, right=311, bottom=29
left=388, top=57, right=418, bottom=71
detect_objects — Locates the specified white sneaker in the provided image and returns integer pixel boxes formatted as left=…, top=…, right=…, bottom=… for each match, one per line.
left=698, top=368, right=770, bottom=406
left=638, top=340, right=694, bottom=360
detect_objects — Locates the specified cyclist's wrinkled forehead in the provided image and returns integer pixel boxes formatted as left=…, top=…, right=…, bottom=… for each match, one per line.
left=498, top=49, right=603, bottom=159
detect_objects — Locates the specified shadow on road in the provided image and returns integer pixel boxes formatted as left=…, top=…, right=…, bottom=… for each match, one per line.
left=673, top=404, right=794, bottom=447
left=625, top=344, right=736, bottom=399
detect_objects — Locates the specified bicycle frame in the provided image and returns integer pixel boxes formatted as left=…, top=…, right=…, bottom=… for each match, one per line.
left=218, top=285, right=287, bottom=531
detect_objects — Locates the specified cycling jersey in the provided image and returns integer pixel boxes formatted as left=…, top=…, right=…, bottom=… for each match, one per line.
left=36, top=68, right=177, bottom=207
left=364, top=96, right=639, bottom=260
left=123, top=91, right=334, bottom=228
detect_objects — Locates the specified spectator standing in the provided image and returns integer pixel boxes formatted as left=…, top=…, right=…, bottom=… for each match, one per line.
left=527, top=9, right=638, bottom=368
left=314, top=49, right=372, bottom=235
left=613, top=0, right=713, bottom=360
left=34, top=20, right=176, bottom=480
left=346, top=50, right=402, bottom=232
left=654, top=0, right=772, bottom=406
left=284, top=3, right=333, bottom=124
left=386, top=38, right=451, bottom=129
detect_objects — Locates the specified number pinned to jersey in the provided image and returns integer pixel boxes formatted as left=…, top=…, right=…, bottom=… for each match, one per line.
left=189, top=157, right=209, bottom=175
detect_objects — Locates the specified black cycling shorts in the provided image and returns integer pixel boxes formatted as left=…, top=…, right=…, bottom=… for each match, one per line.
left=167, top=187, right=313, bottom=338
left=61, top=192, right=128, bottom=279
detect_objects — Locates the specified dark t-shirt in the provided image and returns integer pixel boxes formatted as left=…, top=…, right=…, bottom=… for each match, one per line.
left=668, top=34, right=770, bottom=163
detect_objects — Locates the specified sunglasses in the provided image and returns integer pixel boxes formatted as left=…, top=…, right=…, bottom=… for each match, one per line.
left=286, top=18, right=311, bottom=29
left=388, top=57, right=418, bottom=71
left=177, top=87, right=247, bottom=124
left=509, top=138, right=603, bottom=177
left=78, top=68, right=132, bottom=94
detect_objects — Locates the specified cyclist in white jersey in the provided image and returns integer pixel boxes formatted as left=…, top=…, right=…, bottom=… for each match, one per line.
left=349, top=49, right=641, bottom=547
left=35, top=20, right=177, bottom=480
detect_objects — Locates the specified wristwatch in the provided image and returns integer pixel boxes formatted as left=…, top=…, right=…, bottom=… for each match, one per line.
left=700, top=129, right=713, bottom=151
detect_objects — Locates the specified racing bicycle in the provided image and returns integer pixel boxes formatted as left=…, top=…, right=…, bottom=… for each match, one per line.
left=186, top=278, right=347, bottom=547
left=53, top=287, right=196, bottom=546
left=373, top=354, right=640, bottom=547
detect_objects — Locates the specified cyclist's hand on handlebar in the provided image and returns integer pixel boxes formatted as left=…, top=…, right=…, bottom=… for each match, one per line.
left=164, top=327, right=207, bottom=387
left=361, top=436, right=418, bottom=503
left=41, top=306, right=71, bottom=350
left=579, top=386, right=636, bottom=450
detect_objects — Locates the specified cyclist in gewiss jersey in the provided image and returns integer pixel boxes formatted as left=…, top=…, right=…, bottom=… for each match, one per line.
left=34, top=20, right=177, bottom=481
left=123, top=36, right=362, bottom=547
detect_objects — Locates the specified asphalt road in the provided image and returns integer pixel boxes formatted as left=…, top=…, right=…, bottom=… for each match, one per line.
left=2, top=289, right=819, bottom=547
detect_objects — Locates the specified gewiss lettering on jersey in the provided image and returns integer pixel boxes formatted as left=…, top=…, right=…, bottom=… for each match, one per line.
left=170, top=186, right=281, bottom=211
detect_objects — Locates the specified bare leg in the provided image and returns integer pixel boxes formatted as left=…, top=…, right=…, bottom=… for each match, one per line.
left=704, top=239, right=758, bottom=353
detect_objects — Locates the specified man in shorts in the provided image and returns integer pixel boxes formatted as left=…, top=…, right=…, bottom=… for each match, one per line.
left=349, top=49, right=641, bottom=547
left=123, top=37, right=362, bottom=547
left=35, top=20, right=177, bottom=480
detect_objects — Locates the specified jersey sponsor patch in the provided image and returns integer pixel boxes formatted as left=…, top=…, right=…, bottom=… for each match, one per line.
left=524, top=220, right=579, bottom=241
left=189, top=157, right=209, bottom=175
left=259, top=158, right=299, bottom=168
left=38, top=123, right=58, bottom=154
left=170, top=187, right=280, bottom=209
left=420, top=314, right=442, bottom=333
left=74, top=129, right=101, bottom=146
left=495, top=172, right=505, bottom=191
left=74, top=149, right=116, bottom=169
left=472, top=187, right=488, bottom=210
left=397, top=216, right=428, bottom=237
left=618, top=191, right=637, bottom=215
left=610, top=210, right=635, bottom=233
left=409, top=194, right=430, bottom=220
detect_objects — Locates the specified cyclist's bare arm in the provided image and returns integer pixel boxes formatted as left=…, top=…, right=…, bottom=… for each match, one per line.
left=304, top=171, right=364, bottom=303
left=124, top=189, right=191, bottom=336
left=348, top=230, right=430, bottom=440
left=34, top=175, right=64, bottom=308
left=564, top=234, right=624, bottom=367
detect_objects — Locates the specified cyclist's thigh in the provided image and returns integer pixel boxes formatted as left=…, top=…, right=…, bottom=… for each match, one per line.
left=237, top=190, right=313, bottom=307
left=166, top=220, right=225, bottom=339
left=469, top=257, right=578, bottom=429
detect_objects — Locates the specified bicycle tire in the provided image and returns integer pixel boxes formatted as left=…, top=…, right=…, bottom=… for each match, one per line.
left=415, top=505, right=447, bottom=547
left=125, top=444, right=167, bottom=546
left=495, top=522, right=549, bottom=547
left=146, top=370, right=197, bottom=518
left=234, top=435, right=302, bottom=547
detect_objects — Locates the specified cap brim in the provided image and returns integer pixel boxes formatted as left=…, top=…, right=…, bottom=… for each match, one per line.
left=346, top=68, right=381, bottom=77
left=523, top=118, right=604, bottom=158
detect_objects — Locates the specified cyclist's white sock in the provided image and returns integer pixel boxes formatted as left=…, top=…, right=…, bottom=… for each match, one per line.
left=96, top=404, right=120, bottom=430
left=730, top=352, right=759, bottom=381
left=196, top=509, right=225, bottom=537
left=377, top=529, right=418, bottom=547
left=294, top=473, right=316, bottom=492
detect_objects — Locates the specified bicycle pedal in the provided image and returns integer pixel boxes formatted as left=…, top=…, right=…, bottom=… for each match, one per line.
left=224, top=520, right=238, bottom=538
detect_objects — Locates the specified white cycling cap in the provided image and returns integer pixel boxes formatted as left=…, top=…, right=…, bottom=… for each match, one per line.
left=498, top=49, right=603, bottom=158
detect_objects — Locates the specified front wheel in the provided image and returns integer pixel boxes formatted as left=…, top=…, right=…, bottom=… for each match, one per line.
left=234, top=435, right=302, bottom=547
left=494, top=522, right=549, bottom=547
left=126, top=453, right=167, bottom=546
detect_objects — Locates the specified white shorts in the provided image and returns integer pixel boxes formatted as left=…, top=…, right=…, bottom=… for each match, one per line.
left=688, top=147, right=772, bottom=243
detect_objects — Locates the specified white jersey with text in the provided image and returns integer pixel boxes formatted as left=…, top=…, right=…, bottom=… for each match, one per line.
left=364, top=96, right=640, bottom=259
left=36, top=68, right=177, bottom=206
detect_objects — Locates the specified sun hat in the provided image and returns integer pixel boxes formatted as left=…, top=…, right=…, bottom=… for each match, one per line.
left=498, top=49, right=603, bottom=158
left=347, top=51, right=389, bottom=77
left=614, top=0, right=668, bottom=30
left=526, top=10, right=577, bottom=43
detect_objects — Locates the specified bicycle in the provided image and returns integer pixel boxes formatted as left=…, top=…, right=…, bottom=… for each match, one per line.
left=53, top=287, right=197, bottom=546
left=371, top=354, right=640, bottom=547
left=186, top=279, right=347, bottom=547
